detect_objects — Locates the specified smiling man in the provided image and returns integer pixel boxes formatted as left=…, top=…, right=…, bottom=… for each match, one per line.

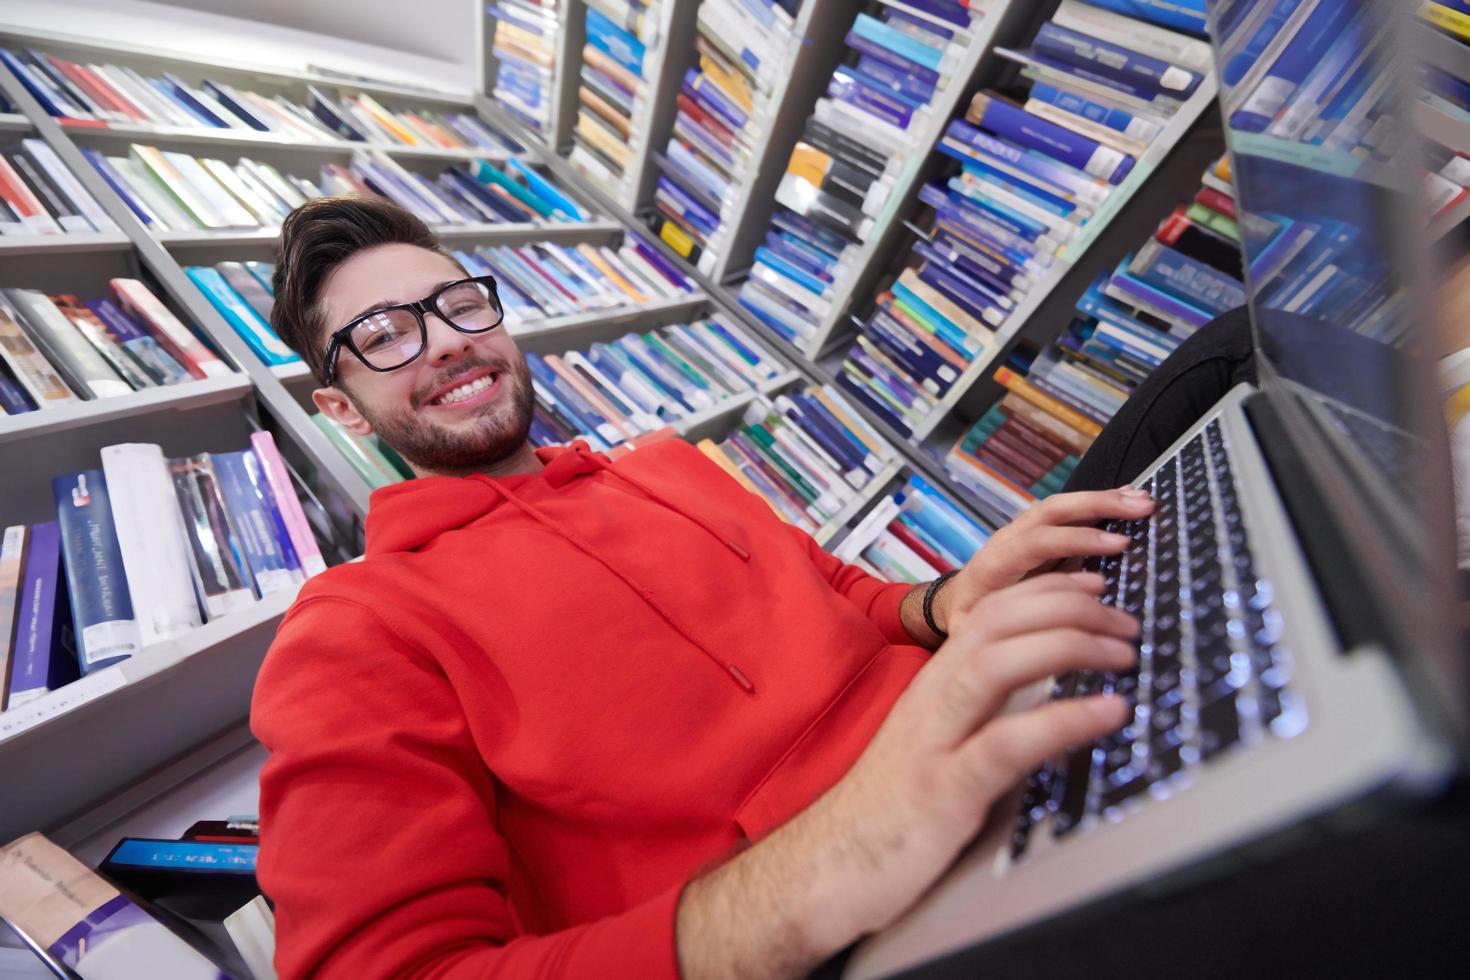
left=250, top=195, right=1152, bottom=979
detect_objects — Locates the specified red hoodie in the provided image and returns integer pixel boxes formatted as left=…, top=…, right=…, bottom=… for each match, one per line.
left=251, top=439, right=928, bottom=978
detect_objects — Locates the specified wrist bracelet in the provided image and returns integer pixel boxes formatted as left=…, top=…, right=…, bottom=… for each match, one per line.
left=923, top=570, right=959, bottom=641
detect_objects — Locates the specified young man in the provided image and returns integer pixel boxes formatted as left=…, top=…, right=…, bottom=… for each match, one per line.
left=251, top=196, right=1154, bottom=979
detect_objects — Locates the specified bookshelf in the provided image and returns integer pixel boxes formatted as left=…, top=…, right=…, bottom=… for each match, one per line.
left=0, top=110, right=29, bottom=133
left=907, top=76, right=1222, bottom=441
left=0, top=230, right=132, bottom=255
left=0, top=586, right=296, bottom=845
left=788, top=0, right=1044, bottom=361
left=663, top=0, right=856, bottom=284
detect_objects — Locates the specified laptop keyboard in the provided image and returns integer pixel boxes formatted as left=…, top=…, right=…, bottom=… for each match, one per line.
left=1010, top=419, right=1307, bottom=860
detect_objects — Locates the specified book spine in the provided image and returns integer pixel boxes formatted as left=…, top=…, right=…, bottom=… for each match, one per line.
left=1052, top=0, right=1214, bottom=72
left=100, top=443, right=204, bottom=645
left=969, top=94, right=1133, bottom=184
left=110, top=278, right=232, bottom=378
left=184, top=266, right=296, bottom=365
left=5, top=521, right=79, bottom=707
left=52, top=470, right=141, bottom=672
left=1078, top=0, right=1209, bottom=36
left=247, top=434, right=330, bottom=580
left=1129, top=239, right=1246, bottom=316
left=4, top=289, right=131, bottom=399
left=169, top=454, right=265, bottom=616
left=213, top=451, right=302, bottom=597
left=1034, top=21, right=1202, bottom=98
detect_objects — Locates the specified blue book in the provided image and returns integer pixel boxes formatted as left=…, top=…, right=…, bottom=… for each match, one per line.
left=1080, top=0, right=1208, bottom=35
left=80, top=148, right=162, bottom=226
left=945, top=119, right=1107, bottom=203
left=945, top=185, right=1052, bottom=245
left=1034, top=22, right=1202, bottom=100
left=844, top=30, right=941, bottom=92
left=586, top=6, right=645, bottom=75
left=1076, top=279, right=1176, bottom=359
left=0, top=49, right=84, bottom=117
left=1221, top=0, right=1307, bottom=87
left=506, top=159, right=587, bottom=221
left=1230, top=0, right=1360, bottom=132
left=856, top=54, right=937, bottom=103
left=917, top=237, right=1016, bottom=302
left=830, top=66, right=920, bottom=130
left=162, top=74, right=232, bottom=128
left=0, top=372, right=37, bottom=414
left=53, top=470, right=139, bottom=674
left=212, top=451, right=302, bottom=598
left=776, top=397, right=865, bottom=476
left=949, top=161, right=1080, bottom=223
left=1106, top=262, right=1213, bottom=329
left=796, top=391, right=881, bottom=471
left=968, top=93, right=1134, bottom=185
left=5, top=521, right=80, bottom=707
left=834, top=370, right=911, bottom=436
left=184, top=267, right=298, bottom=366
left=903, top=475, right=990, bottom=555
left=1129, top=240, right=1246, bottom=317
left=1028, top=81, right=1161, bottom=141
left=918, top=262, right=1004, bottom=327
left=865, top=311, right=954, bottom=391
left=753, top=246, right=830, bottom=296
left=891, top=279, right=980, bottom=357
left=849, top=13, right=944, bottom=72
left=85, top=300, right=191, bottom=385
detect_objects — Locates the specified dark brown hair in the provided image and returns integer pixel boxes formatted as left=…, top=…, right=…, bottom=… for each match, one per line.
left=271, top=195, right=457, bottom=381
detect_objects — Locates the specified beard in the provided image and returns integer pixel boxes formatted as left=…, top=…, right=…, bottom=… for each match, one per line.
left=349, top=353, right=536, bottom=476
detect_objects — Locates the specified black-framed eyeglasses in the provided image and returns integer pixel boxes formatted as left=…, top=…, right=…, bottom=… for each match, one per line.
left=321, top=275, right=504, bottom=384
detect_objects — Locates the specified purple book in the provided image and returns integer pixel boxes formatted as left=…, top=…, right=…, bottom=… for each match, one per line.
left=829, top=67, right=917, bottom=130
left=631, top=238, right=692, bottom=290
left=842, top=30, right=941, bottom=88
left=917, top=262, right=1002, bottom=327
left=85, top=299, right=191, bottom=385
left=0, top=371, right=37, bottom=414
left=5, top=521, right=80, bottom=708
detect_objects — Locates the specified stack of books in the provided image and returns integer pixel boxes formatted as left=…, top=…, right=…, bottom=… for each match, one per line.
left=0, top=432, right=326, bottom=712
left=182, top=260, right=298, bottom=368
left=827, top=0, right=1215, bottom=436
left=83, top=143, right=590, bottom=234
left=0, top=278, right=232, bottom=415
left=832, top=472, right=991, bottom=583
left=488, top=1, right=562, bottom=135
left=646, top=0, right=808, bottom=274
left=452, top=230, right=696, bottom=329
left=0, top=137, right=119, bottom=237
left=526, top=314, right=787, bottom=451
left=945, top=154, right=1241, bottom=526
left=567, top=0, right=667, bottom=202
left=0, top=47, right=515, bottom=155
left=1215, top=0, right=1389, bottom=159
left=735, top=0, right=987, bottom=348
left=695, top=382, right=900, bottom=537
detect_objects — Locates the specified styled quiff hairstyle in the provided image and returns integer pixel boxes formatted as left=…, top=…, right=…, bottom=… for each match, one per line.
left=270, top=195, right=460, bottom=382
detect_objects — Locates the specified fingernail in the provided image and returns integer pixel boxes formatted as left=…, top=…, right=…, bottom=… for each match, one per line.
left=1068, top=571, right=1104, bottom=585
left=1101, top=637, right=1136, bottom=659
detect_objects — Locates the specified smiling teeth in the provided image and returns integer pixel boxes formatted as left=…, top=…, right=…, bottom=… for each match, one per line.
left=435, top=374, right=496, bottom=405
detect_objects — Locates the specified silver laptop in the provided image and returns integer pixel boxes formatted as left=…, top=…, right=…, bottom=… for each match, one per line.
left=845, top=4, right=1467, bottom=976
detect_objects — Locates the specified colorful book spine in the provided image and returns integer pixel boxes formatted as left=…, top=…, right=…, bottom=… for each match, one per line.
left=52, top=470, right=141, bottom=674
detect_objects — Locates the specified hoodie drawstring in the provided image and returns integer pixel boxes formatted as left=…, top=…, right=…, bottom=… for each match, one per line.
left=487, top=475, right=757, bottom=695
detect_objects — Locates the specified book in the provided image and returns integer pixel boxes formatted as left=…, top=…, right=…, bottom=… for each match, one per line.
left=53, top=469, right=141, bottom=673
left=248, top=431, right=328, bottom=579
left=212, top=450, right=304, bottom=597
left=100, top=444, right=204, bottom=645
left=50, top=294, right=156, bottom=391
left=0, top=525, right=24, bottom=711
left=184, top=266, right=298, bottom=366
left=0, top=296, right=78, bottom=408
left=4, top=521, right=79, bottom=709
left=0, top=833, right=230, bottom=978
left=3, top=289, right=131, bottom=399
left=168, top=455, right=258, bottom=619
left=111, top=278, right=232, bottom=379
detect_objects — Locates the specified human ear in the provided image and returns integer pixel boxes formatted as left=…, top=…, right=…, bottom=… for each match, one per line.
left=312, top=385, right=374, bottom=436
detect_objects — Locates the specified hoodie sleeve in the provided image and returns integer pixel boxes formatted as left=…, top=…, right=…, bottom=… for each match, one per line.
left=781, top=523, right=916, bottom=647
left=251, top=596, right=684, bottom=980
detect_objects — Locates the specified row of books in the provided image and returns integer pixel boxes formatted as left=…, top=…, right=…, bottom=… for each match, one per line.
left=567, top=0, right=667, bottom=202
left=313, top=312, right=786, bottom=486
left=1214, top=0, right=1391, bottom=160
left=488, top=0, right=563, bottom=134
left=0, top=137, right=118, bottom=237
left=452, top=231, right=698, bottom=329
left=182, top=259, right=298, bottom=368
left=945, top=155, right=1241, bottom=527
left=1424, top=4, right=1470, bottom=235
left=696, top=381, right=900, bottom=538
left=735, top=0, right=989, bottom=348
left=832, top=472, right=992, bottom=584
left=0, top=432, right=324, bottom=713
left=646, top=0, right=806, bottom=274
left=85, top=142, right=590, bottom=234
left=1424, top=0, right=1470, bottom=42
left=826, top=0, right=1216, bottom=436
left=0, top=279, right=230, bottom=416
left=0, top=46, right=515, bottom=155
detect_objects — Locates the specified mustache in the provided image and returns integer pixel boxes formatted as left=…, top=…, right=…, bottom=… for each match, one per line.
left=412, top=356, right=517, bottom=408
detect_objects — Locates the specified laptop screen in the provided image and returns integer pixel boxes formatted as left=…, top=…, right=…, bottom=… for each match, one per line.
left=1209, top=1, right=1463, bottom=696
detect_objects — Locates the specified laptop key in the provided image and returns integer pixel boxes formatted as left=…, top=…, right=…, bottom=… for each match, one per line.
left=1052, top=744, right=1097, bottom=838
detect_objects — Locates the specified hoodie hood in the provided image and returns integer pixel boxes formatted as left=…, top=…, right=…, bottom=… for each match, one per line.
left=364, top=443, right=605, bottom=557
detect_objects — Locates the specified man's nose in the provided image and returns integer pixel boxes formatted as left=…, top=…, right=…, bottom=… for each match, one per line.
left=422, top=309, right=472, bottom=363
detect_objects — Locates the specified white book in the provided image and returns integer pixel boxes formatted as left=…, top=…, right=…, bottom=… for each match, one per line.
left=750, top=257, right=831, bottom=314
left=18, top=138, right=116, bottom=232
left=200, top=157, right=281, bottom=224
left=229, top=160, right=293, bottom=218
left=163, top=150, right=258, bottom=228
left=224, top=895, right=277, bottom=980
left=0, top=834, right=227, bottom=980
left=108, top=154, right=190, bottom=230
left=600, top=246, right=664, bottom=299
left=101, top=443, right=204, bottom=643
left=1051, top=0, right=1214, bottom=73
left=117, top=64, right=197, bottom=127
left=617, top=246, right=682, bottom=300
left=834, top=495, right=903, bottom=563
left=93, top=63, right=172, bottom=126
left=564, top=349, right=661, bottom=431
left=239, top=158, right=308, bottom=210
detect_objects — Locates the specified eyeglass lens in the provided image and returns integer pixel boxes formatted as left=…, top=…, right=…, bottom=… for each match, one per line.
left=348, top=280, right=503, bottom=371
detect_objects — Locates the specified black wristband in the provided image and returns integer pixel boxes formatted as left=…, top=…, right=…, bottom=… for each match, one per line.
left=923, top=570, right=959, bottom=641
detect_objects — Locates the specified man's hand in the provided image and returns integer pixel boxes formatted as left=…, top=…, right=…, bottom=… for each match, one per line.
left=929, top=487, right=1154, bottom=638
left=676, top=571, right=1136, bottom=979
